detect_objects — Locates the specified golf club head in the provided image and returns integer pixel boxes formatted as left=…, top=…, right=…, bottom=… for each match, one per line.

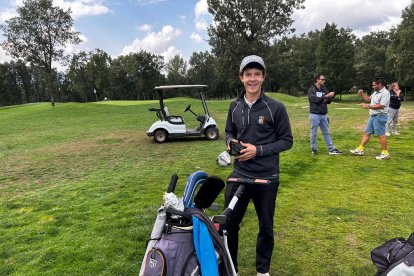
left=183, top=171, right=208, bottom=208
left=194, top=176, right=225, bottom=209
left=217, top=150, right=231, bottom=167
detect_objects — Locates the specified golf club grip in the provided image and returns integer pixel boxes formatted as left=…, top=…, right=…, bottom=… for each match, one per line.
left=167, top=174, right=178, bottom=193
left=227, top=177, right=271, bottom=185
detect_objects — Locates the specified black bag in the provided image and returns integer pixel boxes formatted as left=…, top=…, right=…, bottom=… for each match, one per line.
left=371, top=232, right=414, bottom=275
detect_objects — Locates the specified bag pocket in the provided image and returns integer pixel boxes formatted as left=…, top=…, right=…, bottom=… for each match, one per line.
left=143, top=248, right=167, bottom=276
left=181, top=251, right=200, bottom=276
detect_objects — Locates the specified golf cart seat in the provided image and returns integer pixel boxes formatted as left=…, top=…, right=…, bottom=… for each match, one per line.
left=164, top=107, right=184, bottom=124
left=197, top=115, right=206, bottom=123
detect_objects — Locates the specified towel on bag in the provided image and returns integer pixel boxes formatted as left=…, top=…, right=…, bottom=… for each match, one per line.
left=192, top=216, right=218, bottom=276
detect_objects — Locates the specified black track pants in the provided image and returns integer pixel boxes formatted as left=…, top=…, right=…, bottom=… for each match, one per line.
left=224, top=172, right=279, bottom=273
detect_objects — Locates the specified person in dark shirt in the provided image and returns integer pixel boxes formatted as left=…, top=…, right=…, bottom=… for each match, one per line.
left=307, top=74, right=342, bottom=155
left=385, top=82, right=404, bottom=136
left=224, top=55, right=293, bottom=276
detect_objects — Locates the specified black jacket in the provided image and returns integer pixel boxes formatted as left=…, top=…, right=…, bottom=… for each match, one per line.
left=389, top=90, right=404, bottom=109
left=225, top=91, right=293, bottom=180
left=308, top=85, right=331, bottom=115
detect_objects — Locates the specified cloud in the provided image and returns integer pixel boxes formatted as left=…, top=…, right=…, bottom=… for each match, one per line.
left=194, top=0, right=210, bottom=32
left=195, top=0, right=208, bottom=18
left=139, top=24, right=152, bottom=32
left=195, top=18, right=208, bottom=31
left=122, top=25, right=182, bottom=61
left=162, top=46, right=181, bottom=62
left=190, top=32, right=203, bottom=44
left=135, top=0, right=167, bottom=6
left=0, top=0, right=110, bottom=22
left=0, top=8, right=17, bottom=23
left=292, top=0, right=411, bottom=37
left=54, top=0, right=111, bottom=19
left=0, top=47, right=12, bottom=63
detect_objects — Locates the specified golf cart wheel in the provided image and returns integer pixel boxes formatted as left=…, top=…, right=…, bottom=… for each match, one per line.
left=205, top=127, right=219, bottom=140
left=154, top=129, right=168, bottom=143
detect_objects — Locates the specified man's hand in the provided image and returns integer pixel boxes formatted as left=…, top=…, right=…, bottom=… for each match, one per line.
left=325, top=92, right=335, bottom=98
left=235, top=141, right=257, bottom=161
left=358, top=89, right=365, bottom=96
left=361, top=103, right=370, bottom=109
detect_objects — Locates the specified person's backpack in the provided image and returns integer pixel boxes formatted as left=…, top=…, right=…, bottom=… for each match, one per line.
left=371, top=231, right=414, bottom=276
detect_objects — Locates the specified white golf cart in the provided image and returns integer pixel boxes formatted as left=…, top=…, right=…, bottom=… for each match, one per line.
left=146, top=85, right=219, bottom=143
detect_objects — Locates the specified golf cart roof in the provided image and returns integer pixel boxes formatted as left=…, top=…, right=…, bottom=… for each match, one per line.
left=154, top=85, right=207, bottom=90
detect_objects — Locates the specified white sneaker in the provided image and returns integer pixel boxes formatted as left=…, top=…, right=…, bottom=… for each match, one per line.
left=350, top=148, right=364, bottom=155
left=257, top=273, right=269, bottom=276
left=376, top=153, right=390, bottom=160
left=392, top=131, right=400, bottom=135
left=385, top=132, right=391, bottom=136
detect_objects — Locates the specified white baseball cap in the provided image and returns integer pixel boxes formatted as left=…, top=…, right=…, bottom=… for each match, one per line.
left=239, top=55, right=266, bottom=73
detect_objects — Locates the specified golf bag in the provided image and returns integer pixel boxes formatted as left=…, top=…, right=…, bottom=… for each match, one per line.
left=140, top=171, right=233, bottom=276
left=371, top=231, right=414, bottom=275
left=142, top=225, right=200, bottom=275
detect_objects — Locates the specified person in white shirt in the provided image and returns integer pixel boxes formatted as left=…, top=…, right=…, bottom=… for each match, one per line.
left=350, top=77, right=391, bottom=160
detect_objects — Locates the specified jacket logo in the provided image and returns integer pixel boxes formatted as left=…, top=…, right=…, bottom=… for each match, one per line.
left=258, top=116, right=264, bottom=124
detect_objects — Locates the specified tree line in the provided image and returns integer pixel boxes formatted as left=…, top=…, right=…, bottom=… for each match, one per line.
left=1, top=0, right=413, bottom=106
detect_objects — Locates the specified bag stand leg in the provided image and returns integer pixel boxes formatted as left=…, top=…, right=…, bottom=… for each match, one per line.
left=223, top=229, right=237, bottom=276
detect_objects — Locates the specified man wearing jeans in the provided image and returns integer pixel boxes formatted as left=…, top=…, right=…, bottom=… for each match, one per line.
left=307, top=74, right=342, bottom=155
left=350, top=77, right=391, bottom=159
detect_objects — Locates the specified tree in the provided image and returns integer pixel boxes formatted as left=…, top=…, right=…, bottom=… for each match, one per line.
left=166, top=54, right=187, bottom=86
left=207, top=0, right=305, bottom=95
left=316, top=23, right=355, bottom=94
left=66, top=51, right=93, bottom=102
left=270, top=37, right=300, bottom=95
left=388, top=1, right=414, bottom=90
left=354, top=31, right=393, bottom=90
left=187, top=51, right=219, bottom=97
left=0, top=63, right=23, bottom=106
left=1, top=0, right=81, bottom=103
left=110, top=51, right=164, bottom=100
left=85, top=49, right=112, bottom=100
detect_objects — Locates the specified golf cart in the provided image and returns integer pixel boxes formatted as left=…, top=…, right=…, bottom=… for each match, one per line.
left=146, top=85, right=219, bottom=143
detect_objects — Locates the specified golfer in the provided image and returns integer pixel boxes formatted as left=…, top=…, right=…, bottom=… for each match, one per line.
left=350, top=77, right=391, bottom=159
left=224, top=55, right=293, bottom=275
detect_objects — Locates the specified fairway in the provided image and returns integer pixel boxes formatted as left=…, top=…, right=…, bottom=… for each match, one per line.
left=1, top=94, right=414, bottom=275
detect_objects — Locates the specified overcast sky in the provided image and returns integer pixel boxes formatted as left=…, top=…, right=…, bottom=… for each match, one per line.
left=0, top=0, right=411, bottom=66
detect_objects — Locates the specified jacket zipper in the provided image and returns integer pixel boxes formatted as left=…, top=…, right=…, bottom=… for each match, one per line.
left=247, top=107, right=250, bottom=125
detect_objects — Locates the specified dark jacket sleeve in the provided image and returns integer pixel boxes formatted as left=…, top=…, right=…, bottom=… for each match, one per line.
left=258, top=103, right=293, bottom=156
left=394, top=92, right=404, bottom=102
left=225, top=101, right=237, bottom=146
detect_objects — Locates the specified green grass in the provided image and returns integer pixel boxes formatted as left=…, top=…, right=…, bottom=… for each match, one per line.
left=1, top=95, right=413, bottom=275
